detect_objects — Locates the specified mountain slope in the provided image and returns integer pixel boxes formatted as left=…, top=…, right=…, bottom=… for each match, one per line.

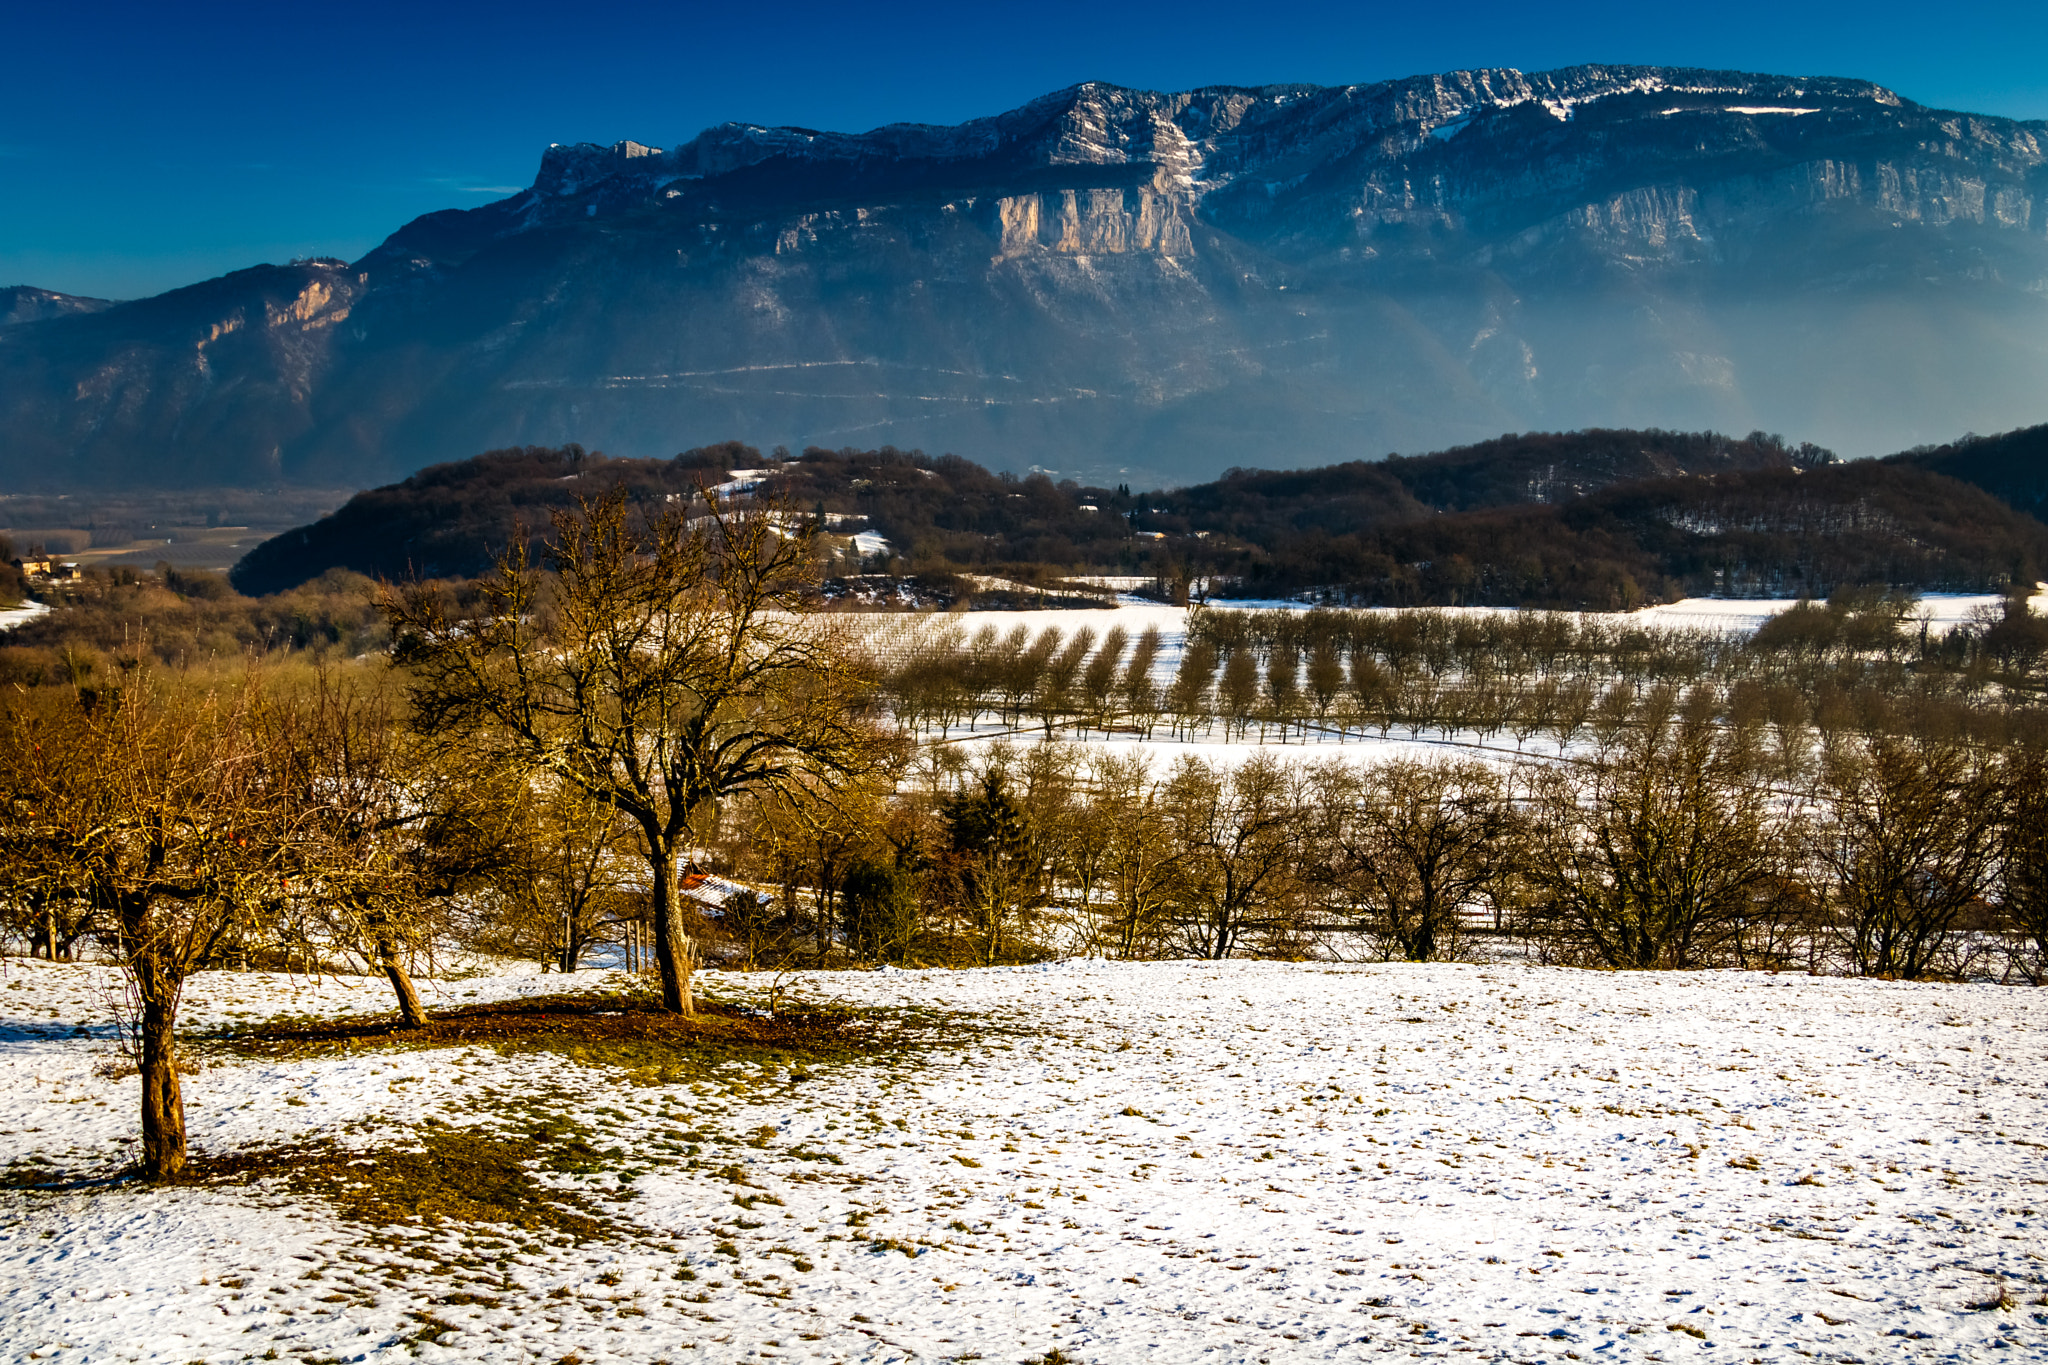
left=0, top=287, right=114, bottom=328
left=6, top=66, right=2048, bottom=490
left=0, top=262, right=364, bottom=486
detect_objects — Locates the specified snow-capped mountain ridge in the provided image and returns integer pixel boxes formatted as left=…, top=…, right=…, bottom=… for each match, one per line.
left=484, top=63, right=2033, bottom=272
left=0, top=65, right=2043, bottom=490
left=530, top=66, right=1925, bottom=211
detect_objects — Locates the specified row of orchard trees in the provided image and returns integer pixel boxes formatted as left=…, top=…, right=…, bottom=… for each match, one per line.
left=724, top=717, right=2048, bottom=988
left=1186, top=589, right=2048, bottom=687
left=877, top=596, right=2048, bottom=766
left=0, top=490, right=894, bottom=1179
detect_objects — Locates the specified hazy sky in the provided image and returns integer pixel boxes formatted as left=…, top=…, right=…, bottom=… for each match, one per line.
left=6, top=0, right=2045, bottom=300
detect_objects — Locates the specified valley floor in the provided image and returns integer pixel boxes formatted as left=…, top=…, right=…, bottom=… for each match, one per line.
left=2, top=958, right=2045, bottom=1363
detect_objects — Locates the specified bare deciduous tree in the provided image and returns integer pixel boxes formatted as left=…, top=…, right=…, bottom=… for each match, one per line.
left=1119, top=627, right=1163, bottom=737
left=1093, top=754, right=1180, bottom=960
left=1161, top=753, right=1305, bottom=959
left=1163, top=639, right=1218, bottom=740
left=387, top=489, right=888, bottom=1014
left=1313, top=758, right=1518, bottom=962
left=1525, top=724, right=1788, bottom=970
left=1998, top=752, right=2048, bottom=983
left=267, top=677, right=524, bottom=1025
left=502, top=778, right=641, bottom=973
left=1815, top=737, right=2002, bottom=980
left=0, top=673, right=300, bottom=1179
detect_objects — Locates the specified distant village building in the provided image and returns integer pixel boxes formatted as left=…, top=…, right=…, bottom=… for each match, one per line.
left=18, top=558, right=80, bottom=582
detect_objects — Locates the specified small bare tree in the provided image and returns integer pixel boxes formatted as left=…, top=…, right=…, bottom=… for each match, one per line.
left=1218, top=650, right=1260, bottom=742
left=1163, top=639, right=1219, bottom=740
left=2001, top=751, right=2048, bottom=983
left=1090, top=753, right=1181, bottom=960
left=1161, top=753, right=1305, bottom=959
left=265, top=676, right=524, bottom=1026
left=1524, top=721, right=1789, bottom=970
left=1078, top=626, right=1128, bottom=736
left=1119, top=627, right=1163, bottom=737
left=503, top=778, right=641, bottom=973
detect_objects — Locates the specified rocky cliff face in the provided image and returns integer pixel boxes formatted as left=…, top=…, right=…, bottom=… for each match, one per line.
left=2, top=66, right=2045, bottom=489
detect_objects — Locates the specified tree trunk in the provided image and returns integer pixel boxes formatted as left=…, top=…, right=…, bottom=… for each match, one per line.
left=134, top=955, right=186, bottom=1181
left=375, top=931, right=429, bottom=1029
left=649, top=844, right=696, bottom=1015
left=1411, top=891, right=1438, bottom=962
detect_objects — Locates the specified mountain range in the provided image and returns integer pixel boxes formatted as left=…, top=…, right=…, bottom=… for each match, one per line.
left=4, top=65, right=2047, bottom=490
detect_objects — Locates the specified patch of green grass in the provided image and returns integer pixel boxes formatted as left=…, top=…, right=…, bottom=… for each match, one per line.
left=189, top=1121, right=618, bottom=1242
left=206, top=990, right=963, bottom=1097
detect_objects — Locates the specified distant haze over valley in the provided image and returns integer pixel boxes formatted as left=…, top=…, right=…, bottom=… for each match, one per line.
left=2, top=64, right=2046, bottom=491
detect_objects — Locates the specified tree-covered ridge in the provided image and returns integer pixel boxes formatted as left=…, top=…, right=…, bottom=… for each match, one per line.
left=1893, top=422, right=2048, bottom=521
left=1220, top=462, right=2047, bottom=606
left=231, top=441, right=1135, bottom=595
left=231, top=428, right=2047, bottom=607
left=230, top=442, right=755, bottom=596
left=1137, top=428, right=1830, bottom=536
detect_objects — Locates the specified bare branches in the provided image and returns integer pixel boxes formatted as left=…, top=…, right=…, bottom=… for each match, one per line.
left=1523, top=723, right=1790, bottom=971
left=0, top=671, right=311, bottom=1178
left=384, top=487, right=892, bottom=1013
left=1311, top=758, right=1516, bottom=962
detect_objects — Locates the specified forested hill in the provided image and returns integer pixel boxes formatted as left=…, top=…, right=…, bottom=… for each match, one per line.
left=229, top=443, right=748, bottom=595
left=1892, top=424, right=2048, bottom=521
left=231, top=428, right=2048, bottom=608
left=1129, top=429, right=1831, bottom=539
left=1210, top=462, right=2047, bottom=606
left=230, top=428, right=1820, bottom=594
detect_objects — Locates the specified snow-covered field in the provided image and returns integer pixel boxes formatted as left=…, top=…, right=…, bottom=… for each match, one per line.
left=0, top=599, right=51, bottom=632
left=1629, top=591, right=2047, bottom=637
left=5, top=957, right=2046, bottom=1363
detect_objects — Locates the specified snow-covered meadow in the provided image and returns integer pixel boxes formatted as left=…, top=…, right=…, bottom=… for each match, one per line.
left=5, top=957, right=2046, bottom=1363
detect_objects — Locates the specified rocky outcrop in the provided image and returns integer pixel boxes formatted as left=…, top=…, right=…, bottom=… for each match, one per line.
left=994, top=188, right=1195, bottom=256
left=2, top=66, right=2045, bottom=490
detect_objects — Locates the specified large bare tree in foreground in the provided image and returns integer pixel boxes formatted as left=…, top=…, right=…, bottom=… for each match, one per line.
left=0, top=675, right=300, bottom=1179
left=386, top=489, right=886, bottom=1014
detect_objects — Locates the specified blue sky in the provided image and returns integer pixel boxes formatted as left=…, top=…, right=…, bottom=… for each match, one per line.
left=5, top=0, right=2045, bottom=301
